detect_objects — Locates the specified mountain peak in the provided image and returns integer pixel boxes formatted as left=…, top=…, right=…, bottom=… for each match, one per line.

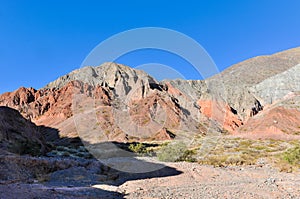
left=45, top=62, right=156, bottom=89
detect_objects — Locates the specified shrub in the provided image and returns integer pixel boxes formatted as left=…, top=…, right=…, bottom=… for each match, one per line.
left=128, top=143, right=147, bottom=154
left=157, top=141, right=195, bottom=162
left=181, top=149, right=197, bottom=162
left=225, top=155, right=244, bottom=166
left=282, top=146, right=300, bottom=165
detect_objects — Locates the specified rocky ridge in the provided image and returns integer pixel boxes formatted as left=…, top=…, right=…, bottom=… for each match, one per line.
left=0, top=62, right=234, bottom=145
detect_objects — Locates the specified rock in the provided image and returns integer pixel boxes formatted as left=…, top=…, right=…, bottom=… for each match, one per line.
left=91, top=184, right=120, bottom=192
left=0, top=153, right=120, bottom=185
left=250, top=64, right=300, bottom=104
left=0, top=106, right=48, bottom=155
left=264, top=177, right=276, bottom=185
left=197, top=100, right=242, bottom=132
left=47, top=166, right=109, bottom=186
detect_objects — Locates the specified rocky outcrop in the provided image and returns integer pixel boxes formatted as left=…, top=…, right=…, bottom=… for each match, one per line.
left=0, top=81, right=113, bottom=141
left=250, top=64, right=300, bottom=105
left=45, top=62, right=157, bottom=99
left=0, top=106, right=48, bottom=155
left=197, top=100, right=242, bottom=132
left=0, top=152, right=119, bottom=185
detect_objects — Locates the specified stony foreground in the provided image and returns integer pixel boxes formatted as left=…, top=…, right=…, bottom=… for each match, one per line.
left=121, top=162, right=300, bottom=199
left=1, top=160, right=299, bottom=199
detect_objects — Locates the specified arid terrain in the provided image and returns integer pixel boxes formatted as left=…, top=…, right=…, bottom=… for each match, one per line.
left=0, top=47, right=300, bottom=198
left=1, top=160, right=300, bottom=199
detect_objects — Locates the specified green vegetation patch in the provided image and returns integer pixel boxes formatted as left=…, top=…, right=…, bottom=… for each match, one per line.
left=282, top=146, right=300, bottom=165
left=157, top=141, right=196, bottom=162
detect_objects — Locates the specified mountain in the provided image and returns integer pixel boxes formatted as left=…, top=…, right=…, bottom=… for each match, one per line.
left=209, top=47, right=300, bottom=119
left=0, top=47, right=300, bottom=144
left=213, top=47, right=300, bottom=136
left=0, top=63, right=227, bottom=145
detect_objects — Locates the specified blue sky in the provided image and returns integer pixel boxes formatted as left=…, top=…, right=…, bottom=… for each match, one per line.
left=1, top=0, right=300, bottom=93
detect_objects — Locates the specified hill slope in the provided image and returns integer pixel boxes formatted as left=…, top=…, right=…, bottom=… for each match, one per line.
left=0, top=106, right=47, bottom=155
left=209, top=47, right=300, bottom=119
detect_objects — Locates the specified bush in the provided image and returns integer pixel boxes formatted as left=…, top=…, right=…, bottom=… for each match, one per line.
left=157, top=141, right=195, bottom=162
left=128, top=143, right=147, bottom=154
left=282, top=146, right=300, bottom=165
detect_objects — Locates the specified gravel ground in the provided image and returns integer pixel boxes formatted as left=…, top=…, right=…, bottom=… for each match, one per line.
left=1, top=161, right=299, bottom=199
left=121, top=162, right=300, bottom=199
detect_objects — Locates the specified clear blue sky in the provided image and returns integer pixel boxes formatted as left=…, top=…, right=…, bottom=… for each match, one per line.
left=1, top=0, right=300, bottom=93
